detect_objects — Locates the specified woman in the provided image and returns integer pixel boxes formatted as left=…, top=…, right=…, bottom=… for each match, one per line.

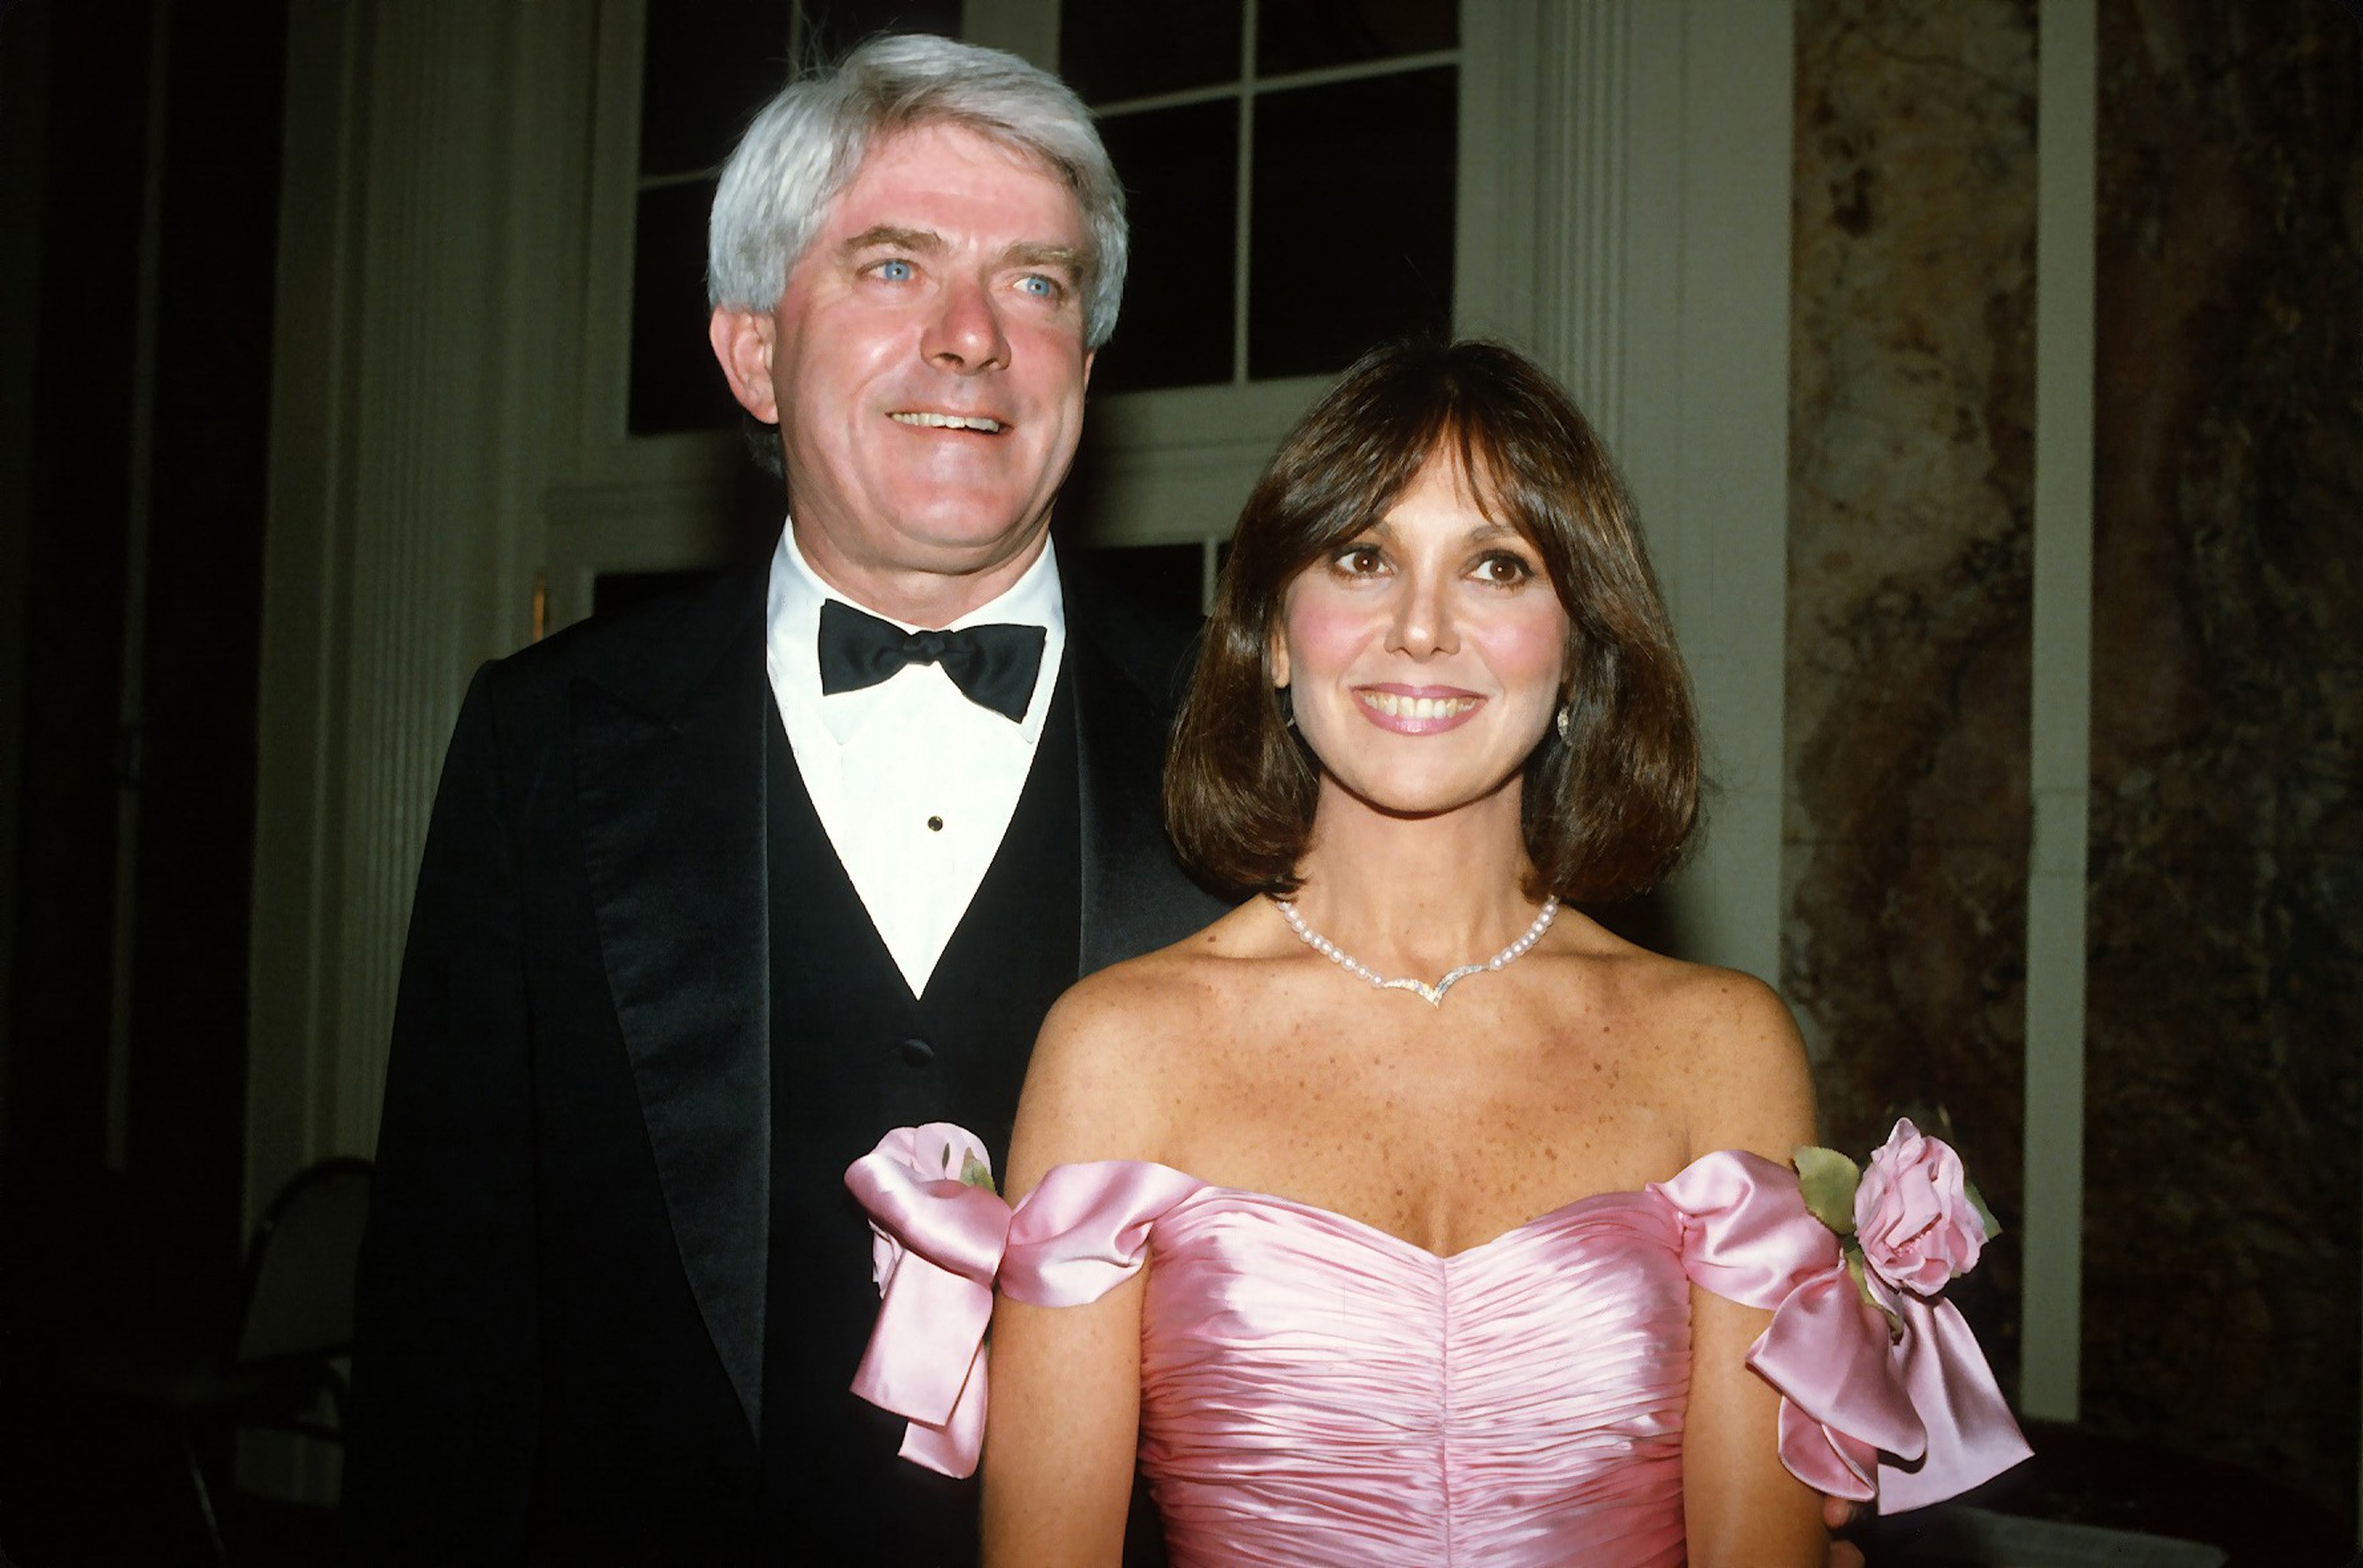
left=853, top=339, right=2022, bottom=1564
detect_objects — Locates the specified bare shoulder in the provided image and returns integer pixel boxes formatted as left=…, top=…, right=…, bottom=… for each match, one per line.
left=1008, top=903, right=1262, bottom=1192
left=1585, top=940, right=1815, bottom=1165
left=1675, top=965, right=1815, bottom=1164
left=1659, top=962, right=1805, bottom=1062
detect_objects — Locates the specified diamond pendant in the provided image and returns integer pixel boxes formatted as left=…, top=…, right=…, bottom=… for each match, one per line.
left=1273, top=896, right=1561, bottom=1006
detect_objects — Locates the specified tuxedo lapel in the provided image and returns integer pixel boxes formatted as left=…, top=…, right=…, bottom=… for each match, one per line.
left=1067, top=593, right=1227, bottom=974
left=571, top=570, right=770, bottom=1441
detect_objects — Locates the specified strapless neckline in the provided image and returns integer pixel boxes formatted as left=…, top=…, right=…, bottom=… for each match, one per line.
left=1130, top=1166, right=1671, bottom=1263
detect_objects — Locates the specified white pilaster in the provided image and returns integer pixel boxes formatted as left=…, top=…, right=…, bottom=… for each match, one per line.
left=1464, top=1, right=1794, bottom=981
left=2020, top=0, right=2098, bottom=1426
left=250, top=0, right=598, bottom=1218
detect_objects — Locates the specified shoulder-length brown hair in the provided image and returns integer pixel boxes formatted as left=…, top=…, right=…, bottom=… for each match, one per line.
left=1165, top=337, right=1700, bottom=902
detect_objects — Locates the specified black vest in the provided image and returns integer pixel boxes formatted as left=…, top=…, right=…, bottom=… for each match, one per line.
left=758, top=673, right=1082, bottom=1561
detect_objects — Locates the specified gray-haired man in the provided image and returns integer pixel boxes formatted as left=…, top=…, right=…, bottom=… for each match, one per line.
left=345, top=35, right=1219, bottom=1562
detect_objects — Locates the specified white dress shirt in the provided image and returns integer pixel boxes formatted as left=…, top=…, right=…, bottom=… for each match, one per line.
left=764, top=523, right=1067, bottom=997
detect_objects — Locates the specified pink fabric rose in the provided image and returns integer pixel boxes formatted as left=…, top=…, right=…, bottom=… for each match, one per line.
left=1852, top=1118, right=1986, bottom=1297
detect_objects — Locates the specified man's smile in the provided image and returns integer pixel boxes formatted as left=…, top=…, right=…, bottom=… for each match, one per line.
left=888, top=410, right=1007, bottom=432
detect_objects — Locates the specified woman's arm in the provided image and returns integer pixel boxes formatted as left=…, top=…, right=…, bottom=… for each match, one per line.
left=1677, top=971, right=1828, bottom=1568
left=981, top=979, right=1174, bottom=1567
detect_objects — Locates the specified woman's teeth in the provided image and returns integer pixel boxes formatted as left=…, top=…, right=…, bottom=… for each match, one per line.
left=1359, top=691, right=1478, bottom=720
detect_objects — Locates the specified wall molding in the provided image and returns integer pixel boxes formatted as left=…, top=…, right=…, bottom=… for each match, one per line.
left=2020, top=0, right=2098, bottom=1426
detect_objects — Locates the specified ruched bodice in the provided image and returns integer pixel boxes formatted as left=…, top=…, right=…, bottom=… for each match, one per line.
left=1137, top=1188, right=1695, bottom=1565
left=842, top=1127, right=2031, bottom=1566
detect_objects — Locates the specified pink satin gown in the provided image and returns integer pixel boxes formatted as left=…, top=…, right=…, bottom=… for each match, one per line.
left=845, top=1137, right=2031, bottom=1567
left=1136, top=1184, right=1705, bottom=1565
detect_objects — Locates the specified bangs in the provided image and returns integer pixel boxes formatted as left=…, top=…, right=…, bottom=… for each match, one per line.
left=1267, top=410, right=1543, bottom=589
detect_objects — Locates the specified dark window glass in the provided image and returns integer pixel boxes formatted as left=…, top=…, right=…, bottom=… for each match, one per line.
left=641, top=0, right=795, bottom=177
left=1076, top=543, right=1205, bottom=620
left=799, top=1, right=966, bottom=69
left=1248, top=67, right=1454, bottom=380
left=641, top=5, right=964, bottom=179
left=595, top=569, right=726, bottom=619
left=629, top=180, right=739, bottom=435
left=630, top=3, right=967, bottom=437
left=1092, top=100, right=1238, bottom=394
left=1060, top=2, right=1241, bottom=105
left=1256, top=0, right=1456, bottom=76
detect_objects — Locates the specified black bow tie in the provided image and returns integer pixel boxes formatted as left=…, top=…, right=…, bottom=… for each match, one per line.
left=815, top=599, right=1046, bottom=722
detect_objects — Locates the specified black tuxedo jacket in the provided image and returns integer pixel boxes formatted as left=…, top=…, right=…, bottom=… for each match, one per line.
left=343, top=561, right=1225, bottom=1562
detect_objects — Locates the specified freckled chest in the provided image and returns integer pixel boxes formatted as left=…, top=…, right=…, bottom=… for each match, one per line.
left=1163, top=962, right=1689, bottom=1251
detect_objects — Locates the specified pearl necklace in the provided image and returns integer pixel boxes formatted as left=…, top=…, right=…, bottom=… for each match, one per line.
left=1270, top=895, right=1561, bottom=1007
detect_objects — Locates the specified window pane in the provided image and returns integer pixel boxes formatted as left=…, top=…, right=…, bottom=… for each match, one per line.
left=629, top=180, right=739, bottom=435
left=641, top=0, right=794, bottom=177
left=1062, top=2, right=1242, bottom=106
left=799, top=1, right=966, bottom=69
left=1248, top=67, right=1454, bottom=380
left=1092, top=101, right=1239, bottom=395
left=1074, top=543, right=1205, bottom=620
left=1256, top=0, right=1456, bottom=76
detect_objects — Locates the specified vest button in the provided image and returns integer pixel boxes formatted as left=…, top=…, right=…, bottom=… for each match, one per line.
left=898, top=1037, right=936, bottom=1069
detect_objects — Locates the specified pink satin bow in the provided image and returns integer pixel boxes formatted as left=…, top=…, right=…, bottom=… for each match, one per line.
left=843, top=1124, right=1011, bottom=1476
left=1655, top=1150, right=2033, bottom=1511
left=844, top=1127, right=1204, bottom=1477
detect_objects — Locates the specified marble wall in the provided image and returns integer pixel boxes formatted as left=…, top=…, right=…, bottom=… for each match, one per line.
left=2083, top=0, right=2361, bottom=1514
left=1786, top=0, right=2362, bottom=1516
left=1783, top=0, right=2040, bottom=1383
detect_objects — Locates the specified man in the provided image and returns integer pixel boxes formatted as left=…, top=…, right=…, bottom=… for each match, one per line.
left=343, top=35, right=1222, bottom=1562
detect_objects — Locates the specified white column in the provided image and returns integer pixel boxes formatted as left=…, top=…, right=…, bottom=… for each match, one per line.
left=1463, top=0, right=1793, bottom=980
left=1655, top=0, right=1794, bottom=988
left=2020, top=0, right=2098, bottom=1425
left=249, top=0, right=595, bottom=1218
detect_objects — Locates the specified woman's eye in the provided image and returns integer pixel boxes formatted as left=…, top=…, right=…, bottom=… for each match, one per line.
left=875, top=258, right=915, bottom=282
left=1475, top=552, right=1535, bottom=585
left=1331, top=544, right=1386, bottom=576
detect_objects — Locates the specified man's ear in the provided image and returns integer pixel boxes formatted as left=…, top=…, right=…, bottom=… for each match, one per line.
left=709, top=307, right=781, bottom=423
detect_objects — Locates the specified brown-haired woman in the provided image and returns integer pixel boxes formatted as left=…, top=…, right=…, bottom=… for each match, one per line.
left=960, top=340, right=2007, bottom=1564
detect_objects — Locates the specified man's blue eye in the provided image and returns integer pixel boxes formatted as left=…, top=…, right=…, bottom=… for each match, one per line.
left=877, top=258, right=914, bottom=282
left=1018, top=275, right=1057, bottom=297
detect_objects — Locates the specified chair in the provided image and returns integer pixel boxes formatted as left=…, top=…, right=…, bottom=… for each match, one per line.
left=61, top=1157, right=373, bottom=1565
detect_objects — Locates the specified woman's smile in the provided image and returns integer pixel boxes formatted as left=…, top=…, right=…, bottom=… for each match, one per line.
left=1353, top=684, right=1485, bottom=733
